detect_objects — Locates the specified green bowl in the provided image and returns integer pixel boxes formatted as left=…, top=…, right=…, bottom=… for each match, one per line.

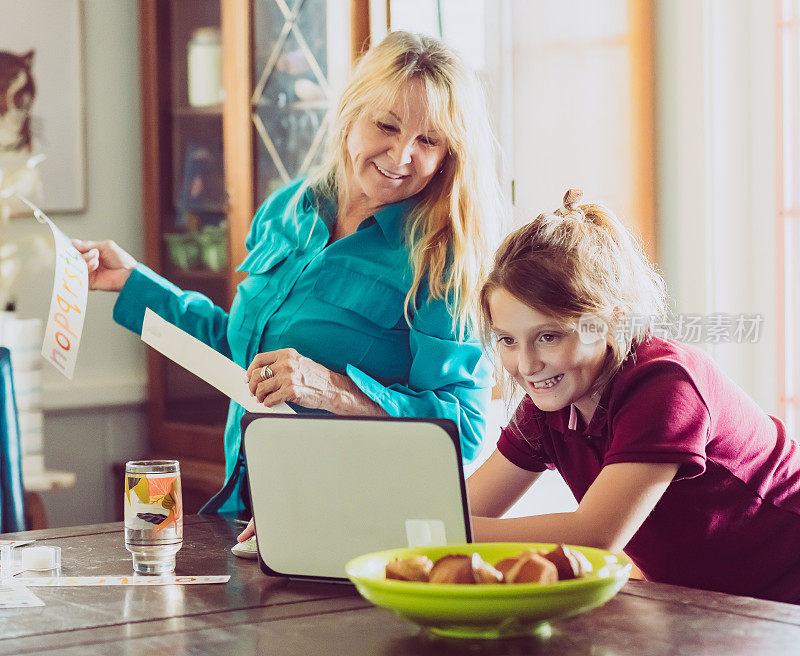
left=346, top=543, right=631, bottom=639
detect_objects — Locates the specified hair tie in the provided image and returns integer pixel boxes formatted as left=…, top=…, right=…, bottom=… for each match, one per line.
left=555, top=188, right=584, bottom=220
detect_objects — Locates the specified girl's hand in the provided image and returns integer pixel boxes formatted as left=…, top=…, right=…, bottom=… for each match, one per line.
left=246, top=348, right=344, bottom=412
left=237, top=518, right=255, bottom=542
left=71, top=238, right=138, bottom=292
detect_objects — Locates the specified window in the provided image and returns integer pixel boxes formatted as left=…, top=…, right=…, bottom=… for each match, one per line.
left=778, top=0, right=800, bottom=438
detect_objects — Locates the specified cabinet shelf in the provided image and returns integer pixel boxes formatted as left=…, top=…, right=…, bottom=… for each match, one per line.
left=173, top=104, right=224, bottom=117
left=165, top=266, right=228, bottom=282
left=254, top=98, right=330, bottom=111
left=174, top=203, right=228, bottom=214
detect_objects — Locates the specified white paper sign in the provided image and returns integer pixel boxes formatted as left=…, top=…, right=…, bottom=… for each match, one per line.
left=39, top=215, right=88, bottom=379
left=141, top=309, right=295, bottom=415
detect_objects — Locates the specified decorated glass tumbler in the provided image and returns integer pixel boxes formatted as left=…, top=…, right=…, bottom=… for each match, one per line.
left=124, top=460, right=183, bottom=574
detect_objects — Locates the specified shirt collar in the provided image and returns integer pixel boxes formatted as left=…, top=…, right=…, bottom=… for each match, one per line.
left=371, top=197, right=417, bottom=247
left=545, top=406, right=569, bottom=433
left=306, top=187, right=417, bottom=247
left=304, top=187, right=337, bottom=234
left=544, top=385, right=611, bottom=438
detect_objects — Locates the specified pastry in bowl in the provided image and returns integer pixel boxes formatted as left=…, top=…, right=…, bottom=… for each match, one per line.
left=347, top=542, right=632, bottom=639
left=385, top=544, right=591, bottom=584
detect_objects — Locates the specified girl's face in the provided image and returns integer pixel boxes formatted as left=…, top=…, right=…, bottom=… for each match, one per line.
left=345, top=80, right=448, bottom=209
left=489, top=287, right=609, bottom=423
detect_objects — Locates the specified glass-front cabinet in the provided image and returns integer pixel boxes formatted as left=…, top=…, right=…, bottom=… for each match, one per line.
left=137, top=0, right=368, bottom=512
left=252, top=0, right=350, bottom=198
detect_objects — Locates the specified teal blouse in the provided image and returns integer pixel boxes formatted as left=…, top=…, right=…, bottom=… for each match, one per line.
left=113, top=179, right=492, bottom=512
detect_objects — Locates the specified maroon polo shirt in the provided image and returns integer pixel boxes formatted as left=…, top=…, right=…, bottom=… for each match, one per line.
left=497, top=337, right=800, bottom=603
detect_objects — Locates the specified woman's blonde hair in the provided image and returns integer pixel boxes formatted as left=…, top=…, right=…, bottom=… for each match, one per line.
left=479, top=189, right=669, bottom=396
left=298, top=31, right=504, bottom=338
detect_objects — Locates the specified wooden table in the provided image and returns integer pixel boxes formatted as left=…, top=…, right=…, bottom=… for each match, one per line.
left=2, top=515, right=800, bottom=655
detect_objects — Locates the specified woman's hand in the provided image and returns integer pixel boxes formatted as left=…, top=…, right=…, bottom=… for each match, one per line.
left=237, top=518, right=255, bottom=542
left=246, top=348, right=388, bottom=416
left=71, top=239, right=138, bottom=292
left=246, top=348, right=346, bottom=411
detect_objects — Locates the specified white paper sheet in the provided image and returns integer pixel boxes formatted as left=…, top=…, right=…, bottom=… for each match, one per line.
left=0, top=540, right=35, bottom=548
left=0, top=582, right=45, bottom=608
left=15, top=195, right=89, bottom=380
left=141, top=309, right=294, bottom=415
left=17, top=575, right=230, bottom=586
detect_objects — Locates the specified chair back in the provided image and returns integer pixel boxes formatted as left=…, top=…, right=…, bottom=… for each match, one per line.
left=0, top=347, right=26, bottom=532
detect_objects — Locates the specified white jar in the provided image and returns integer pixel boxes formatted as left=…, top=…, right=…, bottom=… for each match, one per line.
left=187, top=27, right=223, bottom=107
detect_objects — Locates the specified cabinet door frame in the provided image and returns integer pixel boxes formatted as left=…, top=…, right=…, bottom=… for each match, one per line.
left=222, top=0, right=255, bottom=300
left=139, top=0, right=172, bottom=450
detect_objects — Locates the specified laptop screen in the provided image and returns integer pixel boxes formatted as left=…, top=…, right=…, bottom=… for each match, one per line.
left=242, top=414, right=471, bottom=581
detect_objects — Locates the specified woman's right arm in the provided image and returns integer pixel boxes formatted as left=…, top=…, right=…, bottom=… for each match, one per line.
left=467, top=449, right=542, bottom=518
left=72, top=239, right=138, bottom=292
left=73, top=238, right=233, bottom=357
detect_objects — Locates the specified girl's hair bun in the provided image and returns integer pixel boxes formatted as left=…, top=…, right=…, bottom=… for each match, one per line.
left=562, top=189, right=582, bottom=212
left=555, top=188, right=584, bottom=220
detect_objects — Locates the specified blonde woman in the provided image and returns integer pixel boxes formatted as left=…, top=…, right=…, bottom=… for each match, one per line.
left=73, top=31, right=505, bottom=518
left=469, top=190, right=800, bottom=603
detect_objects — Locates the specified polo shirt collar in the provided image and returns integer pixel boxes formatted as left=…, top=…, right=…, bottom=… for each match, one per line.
left=544, top=385, right=611, bottom=438
left=545, top=405, right=569, bottom=433
left=584, top=396, right=609, bottom=437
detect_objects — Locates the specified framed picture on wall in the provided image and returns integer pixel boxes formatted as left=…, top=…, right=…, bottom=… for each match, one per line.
left=0, top=0, right=85, bottom=214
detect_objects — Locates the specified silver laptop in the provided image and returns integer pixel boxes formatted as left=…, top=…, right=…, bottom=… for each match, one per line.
left=242, top=414, right=472, bottom=582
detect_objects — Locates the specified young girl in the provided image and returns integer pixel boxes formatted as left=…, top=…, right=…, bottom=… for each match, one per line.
left=468, top=190, right=800, bottom=603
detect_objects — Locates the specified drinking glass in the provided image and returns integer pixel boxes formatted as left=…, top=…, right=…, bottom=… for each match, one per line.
left=124, top=460, right=183, bottom=574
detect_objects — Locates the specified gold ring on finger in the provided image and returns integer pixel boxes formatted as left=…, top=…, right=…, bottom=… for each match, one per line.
left=259, top=365, right=274, bottom=381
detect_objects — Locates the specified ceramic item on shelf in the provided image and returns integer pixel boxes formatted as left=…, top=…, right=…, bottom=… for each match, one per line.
left=187, top=27, right=223, bottom=107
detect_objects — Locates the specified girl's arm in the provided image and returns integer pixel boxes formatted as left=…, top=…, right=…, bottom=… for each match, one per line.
left=472, top=461, right=679, bottom=553
left=467, top=449, right=543, bottom=518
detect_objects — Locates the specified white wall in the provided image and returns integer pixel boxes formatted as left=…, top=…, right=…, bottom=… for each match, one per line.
left=6, top=0, right=148, bottom=527
left=656, top=0, right=778, bottom=413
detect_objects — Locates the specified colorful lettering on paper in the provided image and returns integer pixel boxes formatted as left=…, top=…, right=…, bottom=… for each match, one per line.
left=40, top=217, right=89, bottom=379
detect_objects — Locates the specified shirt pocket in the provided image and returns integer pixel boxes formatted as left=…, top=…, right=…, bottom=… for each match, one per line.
left=311, top=262, right=406, bottom=330
left=231, top=237, right=294, bottom=339
left=237, top=234, right=293, bottom=275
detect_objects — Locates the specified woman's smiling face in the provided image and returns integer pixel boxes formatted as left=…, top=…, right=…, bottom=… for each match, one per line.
left=489, top=286, right=609, bottom=422
left=344, top=80, right=448, bottom=209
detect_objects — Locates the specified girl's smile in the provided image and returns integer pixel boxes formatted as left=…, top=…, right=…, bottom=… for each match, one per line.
left=488, top=287, right=609, bottom=423
left=530, top=373, right=564, bottom=390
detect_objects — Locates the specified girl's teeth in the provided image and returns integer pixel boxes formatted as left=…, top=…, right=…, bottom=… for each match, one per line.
left=533, top=374, right=563, bottom=389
